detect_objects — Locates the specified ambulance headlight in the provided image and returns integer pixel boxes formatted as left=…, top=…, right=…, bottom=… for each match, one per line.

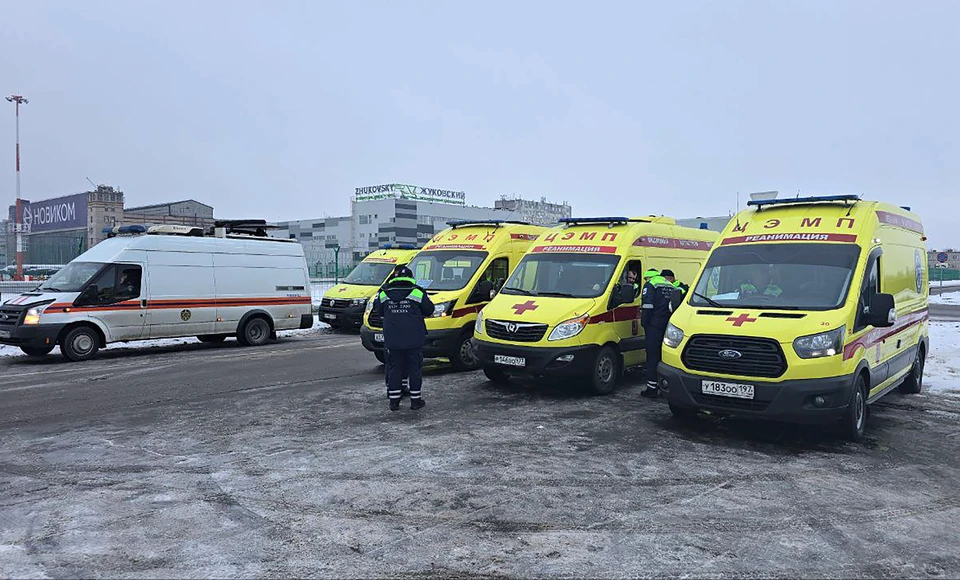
left=475, top=309, right=484, bottom=334
left=432, top=301, right=455, bottom=318
left=350, top=298, right=367, bottom=307
left=364, top=299, right=375, bottom=314
left=793, top=326, right=845, bottom=359
left=663, top=323, right=685, bottom=348
left=23, top=306, right=46, bottom=325
left=548, top=314, right=590, bottom=341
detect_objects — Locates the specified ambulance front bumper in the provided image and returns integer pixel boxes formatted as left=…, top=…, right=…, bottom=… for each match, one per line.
left=0, top=323, right=65, bottom=349
left=659, top=363, right=855, bottom=424
left=318, top=305, right=365, bottom=328
left=475, top=340, right=599, bottom=376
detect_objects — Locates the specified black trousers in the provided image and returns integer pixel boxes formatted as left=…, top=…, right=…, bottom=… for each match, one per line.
left=383, top=349, right=409, bottom=391
left=643, top=325, right=665, bottom=385
left=387, top=348, right=423, bottom=401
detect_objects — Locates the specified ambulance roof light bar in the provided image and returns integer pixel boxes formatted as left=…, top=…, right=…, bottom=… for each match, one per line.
left=748, top=194, right=861, bottom=209
left=446, top=219, right=530, bottom=228
left=380, top=243, right=418, bottom=250
left=559, top=217, right=630, bottom=225
left=102, top=224, right=147, bottom=238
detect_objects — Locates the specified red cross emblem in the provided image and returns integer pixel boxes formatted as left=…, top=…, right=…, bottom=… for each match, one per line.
left=511, top=300, right=539, bottom=315
left=726, top=313, right=758, bottom=327
left=338, top=287, right=348, bottom=292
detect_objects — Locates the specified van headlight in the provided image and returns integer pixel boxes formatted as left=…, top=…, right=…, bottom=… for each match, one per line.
left=364, top=299, right=375, bottom=314
left=663, top=323, right=685, bottom=348
left=23, top=306, right=46, bottom=325
left=350, top=298, right=368, bottom=307
left=793, top=326, right=845, bottom=359
left=432, top=301, right=455, bottom=318
left=475, top=309, right=485, bottom=334
left=548, top=314, right=590, bottom=341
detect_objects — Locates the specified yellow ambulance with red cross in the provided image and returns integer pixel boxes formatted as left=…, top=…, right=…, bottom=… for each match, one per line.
left=360, top=220, right=545, bottom=368
left=659, top=195, right=929, bottom=441
left=473, top=216, right=718, bottom=394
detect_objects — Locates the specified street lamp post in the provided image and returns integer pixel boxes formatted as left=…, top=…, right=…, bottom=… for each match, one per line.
left=6, top=94, right=28, bottom=281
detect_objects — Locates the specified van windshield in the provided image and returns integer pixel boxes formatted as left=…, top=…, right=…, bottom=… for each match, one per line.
left=501, top=253, right=621, bottom=299
left=343, top=261, right=397, bottom=286
left=690, top=243, right=862, bottom=310
left=38, top=262, right=105, bottom=293
left=407, top=250, right=488, bottom=291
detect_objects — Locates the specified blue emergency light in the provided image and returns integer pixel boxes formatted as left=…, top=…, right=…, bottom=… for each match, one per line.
left=747, top=194, right=860, bottom=208
left=102, top=224, right=147, bottom=237
left=559, top=217, right=629, bottom=224
left=446, top=219, right=529, bottom=228
left=380, top=243, right=418, bottom=250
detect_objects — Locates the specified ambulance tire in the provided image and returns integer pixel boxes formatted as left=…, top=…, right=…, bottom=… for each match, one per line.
left=669, top=402, right=697, bottom=420
left=374, top=350, right=386, bottom=364
left=60, top=325, right=101, bottom=362
left=841, top=374, right=868, bottom=443
left=21, top=346, right=54, bottom=357
left=483, top=365, right=511, bottom=384
left=238, top=316, right=271, bottom=347
left=899, top=344, right=925, bottom=394
left=589, top=346, right=620, bottom=395
left=197, top=335, right=227, bottom=344
left=451, top=332, right=480, bottom=371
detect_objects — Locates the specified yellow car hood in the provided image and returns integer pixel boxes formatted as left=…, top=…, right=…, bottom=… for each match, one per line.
left=323, top=283, right=378, bottom=301
left=480, top=294, right=598, bottom=325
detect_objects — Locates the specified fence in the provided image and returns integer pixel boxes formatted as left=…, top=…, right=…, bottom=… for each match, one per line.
left=0, top=281, right=41, bottom=304
left=930, top=267, right=960, bottom=282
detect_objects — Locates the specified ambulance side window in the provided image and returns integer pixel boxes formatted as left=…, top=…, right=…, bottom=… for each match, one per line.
left=78, top=264, right=143, bottom=305
left=624, top=260, right=643, bottom=301
left=855, top=256, right=880, bottom=331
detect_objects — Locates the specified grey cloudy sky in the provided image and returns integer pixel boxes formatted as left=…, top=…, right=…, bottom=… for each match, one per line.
left=2, top=0, right=957, bottom=248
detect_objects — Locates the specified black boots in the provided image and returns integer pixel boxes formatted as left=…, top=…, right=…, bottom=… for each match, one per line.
left=410, top=399, right=425, bottom=411
left=641, top=381, right=660, bottom=399
left=389, top=399, right=400, bottom=411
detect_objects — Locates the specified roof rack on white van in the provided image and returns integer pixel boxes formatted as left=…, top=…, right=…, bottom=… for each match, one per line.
left=101, top=220, right=296, bottom=243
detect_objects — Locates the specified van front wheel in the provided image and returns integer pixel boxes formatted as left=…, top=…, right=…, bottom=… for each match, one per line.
left=589, top=346, right=620, bottom=395
left=61, top=326, right=100, bottom=362
left=238, top=317, right=271, bottom=347
left=899, top=345, right=925, bottom=394
left=451, top=333, right=480, bottom=371
left=842, top=375, right=868, bottom=442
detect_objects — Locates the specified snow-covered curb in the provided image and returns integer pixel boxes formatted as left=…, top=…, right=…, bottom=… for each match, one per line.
left=0, top=319, right=333, bottom=359
left=930, top=293, right=959, bottom=306
left=926, top=321, right=960, bottom=397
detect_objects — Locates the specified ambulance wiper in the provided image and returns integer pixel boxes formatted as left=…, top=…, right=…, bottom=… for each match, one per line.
left=501, top=286, right=535, bottom=296
left=537, top=291, right=578, bottom=298
left=693, top=291, right=724, bottom=309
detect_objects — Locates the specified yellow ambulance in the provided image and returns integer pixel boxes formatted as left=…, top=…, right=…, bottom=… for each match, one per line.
left=659, top=195, right=929, bottom=441
left=318, top=244, right=419, bottom=329
left=473, top=216, right=718, bottom=394
left=360, top=220, right=545, bottom=368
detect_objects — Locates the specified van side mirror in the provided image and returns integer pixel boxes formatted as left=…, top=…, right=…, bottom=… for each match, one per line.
left=76, top=285, right=98, bottom=305
left=867, top=293, right=896, bottom=328
left=610, top=283, right=636, bottom=308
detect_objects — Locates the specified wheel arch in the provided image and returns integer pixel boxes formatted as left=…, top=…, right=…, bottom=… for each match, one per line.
left=57, top=320, right=108, bottom=348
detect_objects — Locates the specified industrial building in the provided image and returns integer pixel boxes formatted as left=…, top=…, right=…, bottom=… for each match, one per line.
left=272, top=184, right=573, bottom=277
left=4, top=186, right=216, bottom=268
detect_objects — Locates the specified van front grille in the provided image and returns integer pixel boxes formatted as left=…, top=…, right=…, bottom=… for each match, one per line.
left=682, top=334, right=787, bottom=378
left=368, top=310, right=383, bottom=329
left=485, top=320, right=548, bottom=342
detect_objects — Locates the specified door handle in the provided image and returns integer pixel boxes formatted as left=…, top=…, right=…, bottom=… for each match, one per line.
left=141, top=299, right=148, bottom=308
left=897, top=339, right=902, bottom=349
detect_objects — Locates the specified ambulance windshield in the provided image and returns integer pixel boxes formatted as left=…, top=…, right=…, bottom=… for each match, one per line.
left=690, top=243, right=861, bottom=310
left=38, top=262, right=105, bottom=293
left=343, top=261, right=397, bottom=286
left=502, top=253, right=621, bottom=299
left=408, top=250, right=488, bottom=291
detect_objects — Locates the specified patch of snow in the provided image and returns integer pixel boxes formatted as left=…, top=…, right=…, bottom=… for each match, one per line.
left=929, top=280, right=960, bottom=289
left=925, top=321, right=960, bottom=397
left=930, top=293, right=960, bottom=306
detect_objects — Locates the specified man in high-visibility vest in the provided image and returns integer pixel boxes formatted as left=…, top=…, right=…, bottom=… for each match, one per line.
left=640, top=268, right=676, bottom=398
left=371, top=266, right=434, bottom=411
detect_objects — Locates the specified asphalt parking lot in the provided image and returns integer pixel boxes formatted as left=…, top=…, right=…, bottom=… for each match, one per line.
left=2, top=328, right=960, bottom=579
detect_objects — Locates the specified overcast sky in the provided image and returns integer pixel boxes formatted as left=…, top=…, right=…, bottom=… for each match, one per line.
left=1, top=1, right=957, bottom=248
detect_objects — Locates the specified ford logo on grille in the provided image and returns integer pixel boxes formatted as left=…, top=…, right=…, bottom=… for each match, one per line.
left=718, top=349, right=743, bottom=360
left=506, top=323, right=519, bottom=333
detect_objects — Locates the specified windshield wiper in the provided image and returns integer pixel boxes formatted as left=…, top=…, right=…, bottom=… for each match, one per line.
left=536, top=291, right=578, bottom=298
left=693, top=292, right=725, bottom=309
left=501, top=286, right=535, bottom=296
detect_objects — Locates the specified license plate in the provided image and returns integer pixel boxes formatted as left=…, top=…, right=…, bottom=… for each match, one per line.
left=0, top=329, right=10, bottom=339
left=494, top=354, right=525, bottom=367
left=374, top=333, right=384, bottom=343
left=322, top=313, right=337, bottom=320
left=701, top=380, right=755, bottom=399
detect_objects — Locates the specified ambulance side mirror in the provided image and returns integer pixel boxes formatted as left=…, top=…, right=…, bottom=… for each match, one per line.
left=610, top=283, right=636, bottom=308
left=866, top=293, right=896, bottom=328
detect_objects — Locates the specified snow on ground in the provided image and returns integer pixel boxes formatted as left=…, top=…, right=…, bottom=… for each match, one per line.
left=930, top=280, right=960, bottom=289
left=930, top=293, right=959, bottom=305
left=926, top=321, right=960, bottom=397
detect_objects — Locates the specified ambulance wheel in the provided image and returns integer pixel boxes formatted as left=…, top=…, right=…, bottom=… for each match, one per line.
left=589, top=346, right=620, bottom=395
left=197, top=334, right=227, bottom=344
left=238, top=317, right=271, bottom=347
left=899, top=344, right=925, bottom=394
left=21, top=346, right=54, bottom=357
left=841, top=375, right=868, bottom=443
left=451, top=332, right=480, bottom=371
left=483, top=365, right=511, bottom=384
left=374, top=350, right=386, bottom=364
left=60, top=326, right=100, bottom=362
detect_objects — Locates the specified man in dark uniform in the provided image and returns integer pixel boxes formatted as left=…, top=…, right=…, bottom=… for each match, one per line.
left=379, top=267, right=410, bottom=398
left=660, top=269, right=689, bottom=312
left=371, top=266, right=434, bottom=411
left=640, top=269, right=676, bottom=398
